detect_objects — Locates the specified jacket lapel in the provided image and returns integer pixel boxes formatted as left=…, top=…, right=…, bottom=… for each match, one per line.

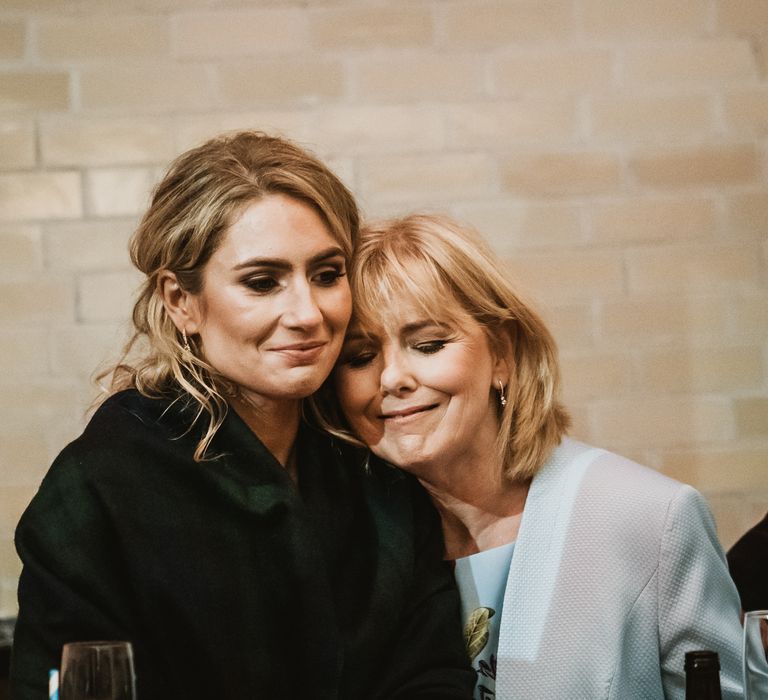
left=497, top=439, right=603, bottom=665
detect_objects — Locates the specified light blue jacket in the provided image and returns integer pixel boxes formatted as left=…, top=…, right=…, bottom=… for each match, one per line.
left=495, top=438, right=743, bottom=699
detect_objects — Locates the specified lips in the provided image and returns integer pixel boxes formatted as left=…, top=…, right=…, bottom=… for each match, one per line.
left=269, top=341, right=328, bottom=364
left=379, top=403, right=439, bottom=421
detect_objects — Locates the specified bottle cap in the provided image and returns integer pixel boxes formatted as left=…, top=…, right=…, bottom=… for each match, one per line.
left=684, top=650, right=720, bottom=672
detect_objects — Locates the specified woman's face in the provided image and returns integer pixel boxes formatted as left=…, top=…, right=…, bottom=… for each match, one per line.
left=188, top=193, right=352, bottom=408
left=334, top=301, right=504, bottom=479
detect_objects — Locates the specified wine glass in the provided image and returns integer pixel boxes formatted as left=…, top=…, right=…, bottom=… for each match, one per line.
left=743, top=610, right=768, bottom=699
left=60, top=641, right=136, bottom=700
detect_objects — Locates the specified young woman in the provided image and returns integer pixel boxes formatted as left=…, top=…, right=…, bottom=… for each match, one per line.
left=321, top=213, right=744, bottom=699
left=11, top=135, right=473, bottom=700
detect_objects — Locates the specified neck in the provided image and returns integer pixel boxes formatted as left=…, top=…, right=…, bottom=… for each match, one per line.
left=230, top=394, right=301, bottom=480
left=418, top=460, right=529, bottom=560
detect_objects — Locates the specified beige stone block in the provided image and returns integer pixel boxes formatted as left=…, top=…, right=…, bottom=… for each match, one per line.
left=360, top=153, right=495, bottom=202
left=41, top=118, right=176, bottom=167
left=0, top=120, right=35, bottom=169
left=639, top=345, right=764, bottom=393
left=78, top=270, right=142, bottom=323
left=86, top=167, right=155, bottom=218
left=174, top=8, right=306, bottom=57
left=735, top=398, right=768, bottom=437
left=583, top=0, right=710, bottom=36
left=308, top=105, right=443, bottom=155
left=0, top=577, right=19, bottom=617
left=50, top=324, right=126, bottom=377
left=38, top=15, right=168, bottom=59
left=717, top=0, right=768, bottom=34
left=560, top=352, right=632, bottom=402
left=0, top=486, right=36, bottom=532
left=707, top=495, right=768, bottom=550
left=173, top=112, right=312, bottom=153
left=501, top=151, right=622, bottom=195
left=755, top=36, right=768, bottom=78
left=0, top=539, right=21, bottom=582
left=624, top=40, right=757, bottom=84
left=0, top=427, right=49, bottom=486
left=662, top=448, right=768, bottom=494
left=0, top=172, right=81, bottom=221
left=446, top=100, right=577, bottom=147
left=598, top=297, right=731, bottom=344
left=502, top=250, right=624, bottom=301
left=81, top=65, right=210, bottom=111
left=0, top=277, right=75, bottom=323
left=44, top=220, right=133, bottom=270
left=0, top=21, right=25, bottom=60
left=630, top=144, right=759, bottom=187
left=724, top=89, right=768, bottom=133
left=0, top=225, right=43, bottom=271
left=541, top=302, right=595, bottom=349
left=440, top=1, right=573, bottom=46
left=591, top=196, right=717, bottom=244
left=589, top=397, right=734, bottom=448
left=310, top=6, right=431, bottom=48
left=590, top=94, right=714, bottom=140
left=0, top=381, right=81, bottom=435
left=0, top=71, right=69, bottom=112
left=354, top=54, right=483, bottom=101
left=493, top=49, right=614, bottom=94
left=0, top=328, right=49, bottom=378
left=216, top=60, right=343, bottom=106
left=725, top=191, right=768, bottom=238
left=455, top=201, right=585, bottom=252
left=627, top=245, right=761, bottom=293
left=730, top=293, right=768, bottom=340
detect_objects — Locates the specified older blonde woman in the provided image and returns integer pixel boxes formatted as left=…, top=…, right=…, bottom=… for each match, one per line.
left=321, top=214, right=744, bottom=699
left=11, top=138, right=473, bottom=700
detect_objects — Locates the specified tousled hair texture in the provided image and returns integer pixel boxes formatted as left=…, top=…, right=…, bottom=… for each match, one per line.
left=311, top=213, right=570, bottom=483
left=100, top=130, right=359, bottom=460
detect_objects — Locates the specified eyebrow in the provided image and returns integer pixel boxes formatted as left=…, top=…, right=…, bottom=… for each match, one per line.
left=402, top=320, right=446, bottom=334
left=233, top=246, right=345, bottom=271
left=344, top=320, right=445, bottom=342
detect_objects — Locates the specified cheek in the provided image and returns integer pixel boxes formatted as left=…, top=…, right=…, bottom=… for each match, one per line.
left=335, top=370, right=374, bottom=419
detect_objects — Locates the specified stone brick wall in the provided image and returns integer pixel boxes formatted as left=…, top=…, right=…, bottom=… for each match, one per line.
left=0, top=0, right=766, bottom=616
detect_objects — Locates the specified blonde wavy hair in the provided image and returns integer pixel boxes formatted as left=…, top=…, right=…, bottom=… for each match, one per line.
left=312, top=213, right=569, bottom=483
left=102, top=130, right=359, bottom=460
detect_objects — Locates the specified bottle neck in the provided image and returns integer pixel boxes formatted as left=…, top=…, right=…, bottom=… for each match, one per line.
left=685, top=670, right=722, bottom=700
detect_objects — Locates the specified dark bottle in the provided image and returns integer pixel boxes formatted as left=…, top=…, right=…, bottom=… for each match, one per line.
left=685, top=650, right=722, bottom=700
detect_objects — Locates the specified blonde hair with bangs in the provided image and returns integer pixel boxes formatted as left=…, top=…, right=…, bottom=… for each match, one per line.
left=101, top=130, right=359, bottom=461
left=313, top=213, right=569, bottom=482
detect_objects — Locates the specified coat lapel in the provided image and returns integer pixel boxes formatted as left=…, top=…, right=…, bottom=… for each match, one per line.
left=497, top=439, right=603, bottom=666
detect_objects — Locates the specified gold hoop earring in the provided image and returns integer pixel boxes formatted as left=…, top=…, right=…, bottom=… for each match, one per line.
left=182, top=329, right=191, bottom=354
left=497, top=379, right=507, bottom=408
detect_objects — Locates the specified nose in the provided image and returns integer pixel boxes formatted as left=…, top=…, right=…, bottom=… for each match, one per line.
left=380, top=347, right=417, bottom=396
left=282, top=279, right=323, bottom=330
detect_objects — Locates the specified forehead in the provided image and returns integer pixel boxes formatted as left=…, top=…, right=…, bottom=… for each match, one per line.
left=215, top=194, right=338, bottom=263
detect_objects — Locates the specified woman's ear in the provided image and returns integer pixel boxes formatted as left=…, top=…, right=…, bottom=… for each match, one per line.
left=491, top=325, right=513, bottom=388
left=157, top=271, right=201, bottom=335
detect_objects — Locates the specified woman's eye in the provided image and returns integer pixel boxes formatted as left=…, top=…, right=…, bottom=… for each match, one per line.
left=314, top=266, right=346, bottom=286
left=244, top=276, right=279, bottom=293
left=414, top=340, right=447, bottom=355
left=344, top=351, right=376, bottom=368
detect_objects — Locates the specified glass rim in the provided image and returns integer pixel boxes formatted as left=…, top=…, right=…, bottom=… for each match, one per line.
left=62, top=641, right=133, bottom=649
left=744, top=609, right=768, bottom=618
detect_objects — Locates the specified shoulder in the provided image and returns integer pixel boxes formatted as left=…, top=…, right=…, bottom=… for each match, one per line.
left=542, top=438, right=713, bottom=544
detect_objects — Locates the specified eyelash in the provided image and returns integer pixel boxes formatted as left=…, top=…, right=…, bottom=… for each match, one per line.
left=414, top=340, right=447, bottom=354
left=243, top=266, right=346, bottom=294
left=342, top=339, right=448, bottom=369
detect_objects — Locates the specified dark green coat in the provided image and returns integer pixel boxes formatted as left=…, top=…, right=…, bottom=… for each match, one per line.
left=11, top=390, right=473, bottom=699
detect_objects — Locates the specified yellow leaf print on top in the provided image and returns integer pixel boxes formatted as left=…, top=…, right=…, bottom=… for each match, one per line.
left=464, top=606, right=495, bottom=661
